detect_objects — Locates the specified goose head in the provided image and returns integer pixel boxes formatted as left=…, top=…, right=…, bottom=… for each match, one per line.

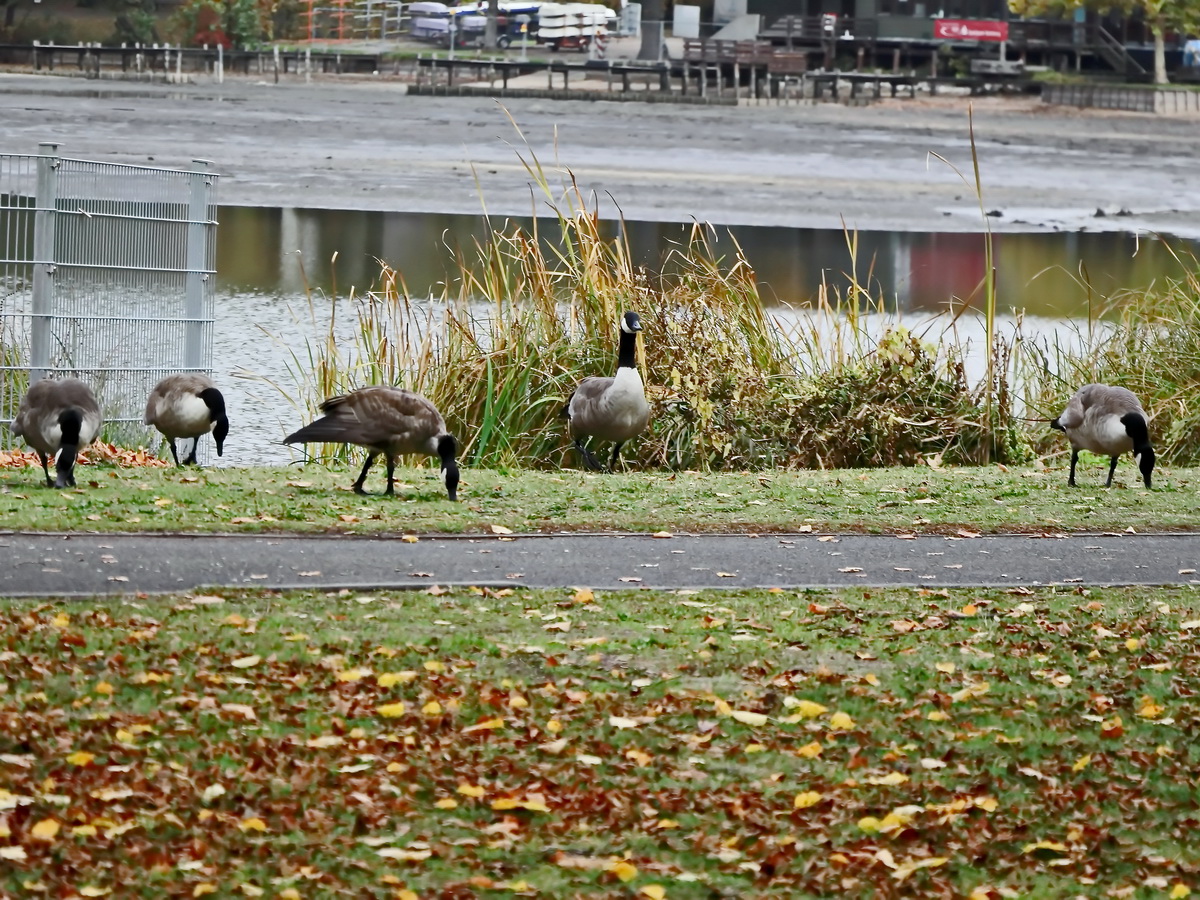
left=1135, top=446, right=1155, bottom=489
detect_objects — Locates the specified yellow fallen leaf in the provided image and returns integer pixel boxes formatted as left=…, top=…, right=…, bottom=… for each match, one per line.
left=457, top=784, right=486, bottom=798
left=377, top=671, right=418, bottom=688
left=231, top=655, right=261, bottom=669
left=193, top=885, right=217, bottom=897
left=238, top=817, right=268, bottom=832
left=66, top=751, right=96, bottom=766
left=491, top=797, right=550, bottom=812
left=31, top=818, right=59, bottom=841
left=891, top=856, right=948, bottom=882
left=865, top=771, right=909, bottom=786
left=508, top=694, right=528, bottom=709
left=240, top=885, right=265, bottom=897
left=94, top=681, right=114, bottom=696
left=376, top=703, right=407, bottom=718
left=279, top=891, right=301, bottom=900
left=1169, top=884, right=1191, bottom=899
left=546, top=719, right=563, bottom=734
left=935, top=662, right=956, bottom=674
left=423, top=660, right=446, bottom=673
left=435, top=798, right=458, bottom=810
left=609, top=860, right=638, bottom=882
left=927, top=710, right=949, bottom=722
left=796, top=741, right=822, bottom=758
left=335, top=668, right=370, bottom=682
left=951, top=682, right=990, bottom=702
left=401, top=534, right=419, bottom=543
left=422, top=701, right=443, bottom=716
left=462, top=718, right=505, bottom=733
left=305, top=735, right=343, bottom=748
left=713, top=698, right=733, bottom=716
left=1022, top=840, right=1068, bottom=855
left=1072, top=754, right=1091, bottom=772
left=974, top=796, right=998, bottom=812
left=783, top=698, right=827, bottom=718
left=1137, top=696, right=1165, bottom=719
left=793, top=791, right=822, bottom=809
left=72, top=824, right=98, bottom=837
left=223, top=613, right=247, bottom=626
left=490, top=524, right=514, bottom=535
left=79, top=888, right=111, bottom=897
left=396, top=892, right=419, bottom=900
left=857, top=816, right=882, bottom=833
left=572, top=587, right=595, bottom=604
left=641, top=886, right=666, bottom=899
left=829, top=711, right=855, bottom=730
left=731, top=710, right=769, bottom=727
left=52, top=612, right=70, bottom=628
left=1125, top=638, right=1140, bottom=651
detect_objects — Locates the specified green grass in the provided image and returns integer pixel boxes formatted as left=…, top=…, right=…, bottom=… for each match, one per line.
left=1, top=584, right=1198, bottom=897
left=1, top=460, right=1196, bottom=535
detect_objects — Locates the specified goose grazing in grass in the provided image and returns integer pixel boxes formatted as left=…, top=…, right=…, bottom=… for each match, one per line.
left=9, top=377, right=102, bottom=488
left=1051, top=383, right=1155, bottom=488
left=144, top=373, right=229, bottom=466
left=283, top=386, right=459, bottom=500
left=563, top=310, right=650, bottom=472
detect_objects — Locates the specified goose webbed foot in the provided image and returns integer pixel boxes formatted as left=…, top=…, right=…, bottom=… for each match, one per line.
left=574, top=440, right=603, bottom=472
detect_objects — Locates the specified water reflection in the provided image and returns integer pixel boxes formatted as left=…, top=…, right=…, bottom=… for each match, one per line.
left=217, top=206, right=1200, bottom=317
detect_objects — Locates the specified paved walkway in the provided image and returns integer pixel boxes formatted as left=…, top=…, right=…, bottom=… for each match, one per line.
left=2, top=531, right=1198, bottom=596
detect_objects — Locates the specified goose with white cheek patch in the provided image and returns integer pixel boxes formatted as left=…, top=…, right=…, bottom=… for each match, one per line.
left=1051, top=383, right=1155, bottom=488
left=563, top=310, right=650, bottom=472
left=144, top=373, right=229, bottom=466
left=9, top=377, right=103, bottom=488
left=283, top=386, right=459, bottom=500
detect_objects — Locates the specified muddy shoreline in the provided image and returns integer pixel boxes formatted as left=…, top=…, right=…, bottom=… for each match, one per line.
left=2, top=71, right=1199, bottom=236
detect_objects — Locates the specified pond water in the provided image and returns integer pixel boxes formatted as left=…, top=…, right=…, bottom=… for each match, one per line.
left=213, top=206, right=1200, bottom=466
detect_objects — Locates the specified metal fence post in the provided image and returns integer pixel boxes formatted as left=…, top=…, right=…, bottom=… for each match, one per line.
left=185, top=159, right=213, bottom=372
left=30, top=141, right=60, bottom=384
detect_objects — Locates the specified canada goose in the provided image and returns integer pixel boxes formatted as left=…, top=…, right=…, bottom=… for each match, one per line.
left=144, top=373, right=229, bottom=466
left=9, top=377, right=102, bottom=488
left=283, top=386, right=459, bottom=500
left=563, top=310, right=650, bottom=472
left=1051, top=383, right=1155, bottom=488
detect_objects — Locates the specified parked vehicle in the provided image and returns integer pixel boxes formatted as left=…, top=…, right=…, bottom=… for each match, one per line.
left=447, top=1, right=543, bottom=47
left=535, top=2, right=615, bottom=52
left=408, top=1, right=489, bottom=48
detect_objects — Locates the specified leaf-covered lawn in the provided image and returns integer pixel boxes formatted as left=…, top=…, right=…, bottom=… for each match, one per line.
left=1, top=462, right=1198, bottom=535
left=2, top=585, right=1199, bottom=898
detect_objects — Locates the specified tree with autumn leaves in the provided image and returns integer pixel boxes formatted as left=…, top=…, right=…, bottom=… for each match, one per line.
left=1010, top=0, right=1200, bottom=84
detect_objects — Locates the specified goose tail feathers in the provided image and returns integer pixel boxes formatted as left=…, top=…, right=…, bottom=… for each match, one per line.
left=283, top=416, right=349, bottom=445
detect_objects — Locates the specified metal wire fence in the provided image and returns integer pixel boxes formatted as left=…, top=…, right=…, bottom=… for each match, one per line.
left=0, top=142, right=219, bottom=451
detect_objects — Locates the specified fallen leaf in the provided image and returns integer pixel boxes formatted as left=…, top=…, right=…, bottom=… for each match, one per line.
left=609, top=860, right=638, bottom=882
left=731, top=710, right=768, bottom=727
left=31, top=818, right=59, bottom=841
left=794, top=791, right=822, bottom=809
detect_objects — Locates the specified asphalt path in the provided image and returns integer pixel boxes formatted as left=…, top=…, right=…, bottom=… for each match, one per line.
left=2, top=531, right=1199, bottom=597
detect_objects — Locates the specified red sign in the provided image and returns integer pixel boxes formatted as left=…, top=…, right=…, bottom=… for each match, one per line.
left=934, top=18, right=1009, bottom=41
